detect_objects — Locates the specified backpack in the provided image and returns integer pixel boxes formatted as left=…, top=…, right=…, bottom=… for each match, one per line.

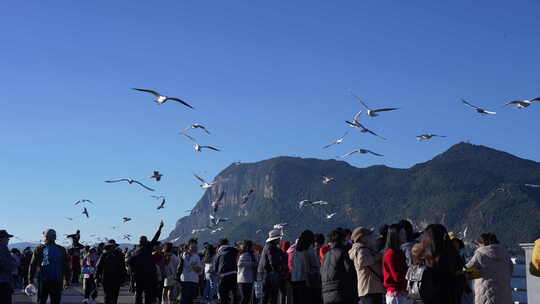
left=405, top=262, right=436, bottom=301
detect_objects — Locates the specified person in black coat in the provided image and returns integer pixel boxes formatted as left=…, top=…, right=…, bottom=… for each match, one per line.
left=96, top=240, right=127, bottom=304
left=128, top=221, right=164, bottom=304
left=213, top=239, right=240, bottom=304
left=257, top=229, right=286, bottom=304
left=321, top=229, right=357, bottom=304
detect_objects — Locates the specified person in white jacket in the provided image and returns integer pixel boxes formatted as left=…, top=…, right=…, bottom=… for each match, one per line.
left=162, top=243, right=180, bottom=304
left=237, top=240, right=258, bottom=304
left=288, top=230, right=320, bottom=304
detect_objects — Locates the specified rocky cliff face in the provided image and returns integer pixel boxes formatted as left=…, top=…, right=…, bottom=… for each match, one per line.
left=165, top=142, right=540, bottom=246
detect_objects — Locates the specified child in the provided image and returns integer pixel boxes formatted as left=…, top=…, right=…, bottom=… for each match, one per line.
left=82, top=256, right=98, bottom=304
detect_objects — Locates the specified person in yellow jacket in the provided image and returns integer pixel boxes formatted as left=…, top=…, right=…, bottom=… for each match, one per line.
left=531, top=238, right=540, bottom=277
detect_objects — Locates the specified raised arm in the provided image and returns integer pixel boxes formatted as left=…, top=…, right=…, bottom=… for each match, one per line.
left=151, top=220, right=164, bottom=246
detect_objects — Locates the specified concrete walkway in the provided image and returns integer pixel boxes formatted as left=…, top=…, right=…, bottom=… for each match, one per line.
left=13, top=285, right=136, bottom=304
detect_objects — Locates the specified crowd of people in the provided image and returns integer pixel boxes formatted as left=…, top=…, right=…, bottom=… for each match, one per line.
left=0, top=219, right=531, bottom=304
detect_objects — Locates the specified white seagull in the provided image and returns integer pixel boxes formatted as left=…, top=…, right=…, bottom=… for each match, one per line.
left=192, top=228, right=208, bottom=234
left=211, top=227, right=224, bottom=234
left=345, top=111, right=386, bottom=140
left=122, top=217, right=132, bottom=223
left=323, top=132, right=349, bottom=149
left=149, top=171, right=163, bottom=182
left=75, top=199, right=93, bottom=205
left=350, top=92, right=399, bottom=117
left=326, top=212, right=337, bottom=219
left=185, top=123, right=211, bottom=134
left=322, top=176, right=335, bottom=184
left=132, top=88, right=194, bottom=109
left=274, top=223, right=287, bottom=230
left=181, top=133, right=220, bottom=152
left=342, top=149, right=384, bottom=157
left=105, top=178, right=155, bottom=191
left=211, top=190, right=225, bottom=213
left=462, top=99, right=496, bottom=115
left=502, top=97, right=540, bottom=109
left=299, top=200, right=313, bottom=208
left=416, top=134, right=446, bottom=141
left=82, top=208, right=89, bottom=218
left=194, top=174, right=215, bottom=189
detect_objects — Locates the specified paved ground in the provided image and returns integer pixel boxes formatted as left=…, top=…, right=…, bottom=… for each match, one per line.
left=13, top=285, right=135, bottom=304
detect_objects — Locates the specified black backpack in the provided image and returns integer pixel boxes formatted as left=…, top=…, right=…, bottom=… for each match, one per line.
left=405, top=262, right=436, bottom=301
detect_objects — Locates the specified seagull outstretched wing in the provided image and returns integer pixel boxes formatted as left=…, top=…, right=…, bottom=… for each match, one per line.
left=132, top=180, right=155, bottom=191
left=194, top=174, right=207, bottom=184
left=201, top=146, right=220, bottom=152
left=132, top=88, right=160, bottom=97
left=350, top=92, right=370, bottom=111
left=105, top=179, right=130, bottom=183
left=167, top=97, right=194, bottom=109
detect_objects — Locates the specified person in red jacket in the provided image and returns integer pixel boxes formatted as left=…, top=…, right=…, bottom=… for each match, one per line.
left=383, top=224, right=409, bottom=304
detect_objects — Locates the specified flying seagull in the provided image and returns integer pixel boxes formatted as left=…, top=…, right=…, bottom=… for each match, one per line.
left=105, top=178, right=155, bottom=191
left=322, top=176, right=335, bottom=184
left=211, top=190, right=225, bottom=213
left=274, top=223, right=287, bottom=230
left=461, top=99, right=496, bottom=115
left=342, top=149, right=384, bottom=157
left=192, top=228, right=208, bottom=234
left=255, top=229, right=262, bottom=234
left=65, top=217, right=74, bottom=221
left=345, top=111, right=386, bottom=140
left=149, top=171, right=163, bottom=182
left=299, top=200, right=313, bottom=208
left=82, top=208, right=89, bottom=218
left=66, top=230, right=80, bottom=240
left=326, top=212, right=337, bottom=219
left=122, top=234, right=132, bottom=241
left=240, top=189, right=254, bottom=205
left=181, top=133, right=220, bottom=152
left=323, top=132, right=349, bottom=149
left=211, top=227, right=224, bottom=234
left=350, top=92, right=399, bottom=117
left=416, top=134, right=446, bottom=141
left=156, top=198, right=166, bottom=210
left=122, top=217, right=132, bottom=223
left=132, top=88, right=194, bottom=109
left=502, top=97, right=540, bottom=109
left=194, top=174, right=215, bottom=189
left=74, top=199, right=93, bottom=205
left=185, top=123, right=211, bottom=134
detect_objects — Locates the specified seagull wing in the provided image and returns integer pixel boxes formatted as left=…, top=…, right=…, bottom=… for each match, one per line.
left=461, top=99, right=480, bottom=110
left=342, top=150, right=358, bottom=157
left=198, top=125, right=211, bottom=134
left=530, top=97, right=540, bottom=102
left=502, top=100, right=521, bottom=107
left=365, top=128, right=387, bottom=140
left=131, top=180, right=155, bottom=191
left=194, top=174, right=207, bottom=183
left=105, top=179, right=130, bottom=183
left=350, top=92, right=370, bottom=110
left=353, top=111, right=362, bottom=123
left=132, top=88, right=160, bottom=97
left=201, top=146, right=220, bottom=152
left=483, top=110, right=497, bottom=115
left=367, top=150, right=384, bottom=157
left=322, top=142, right=335, bottom=149
left=371, top=107, right=399, bottom=113
left=180, top=132, right=197, bottom=142
left=167, top=97, right=194, bottom=109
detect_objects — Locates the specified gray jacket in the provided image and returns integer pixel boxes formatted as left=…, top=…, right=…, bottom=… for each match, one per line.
left=0, top=245, right=17, bottom=284
left=237, top=251, right=258, bottom=283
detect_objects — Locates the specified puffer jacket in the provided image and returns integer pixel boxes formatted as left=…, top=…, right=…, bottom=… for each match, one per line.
left=348, top=242, right=385, bottom=297
left=321, top=244, right=357, bottom=304
left=465, top=244, right=513, bottom=304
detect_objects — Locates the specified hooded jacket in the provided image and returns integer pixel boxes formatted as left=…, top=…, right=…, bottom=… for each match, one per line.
left=348, top=242, right=385, bottom=297
left=465, top=244, right=513, bottom=304
left=213, top=245, right=238, bottom=277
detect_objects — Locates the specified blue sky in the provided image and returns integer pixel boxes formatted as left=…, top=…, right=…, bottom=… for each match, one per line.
left=2, top=1, right=539, bottom=244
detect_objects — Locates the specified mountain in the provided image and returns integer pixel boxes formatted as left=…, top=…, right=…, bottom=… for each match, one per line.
left=165, top=142, right=540, bottom=248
